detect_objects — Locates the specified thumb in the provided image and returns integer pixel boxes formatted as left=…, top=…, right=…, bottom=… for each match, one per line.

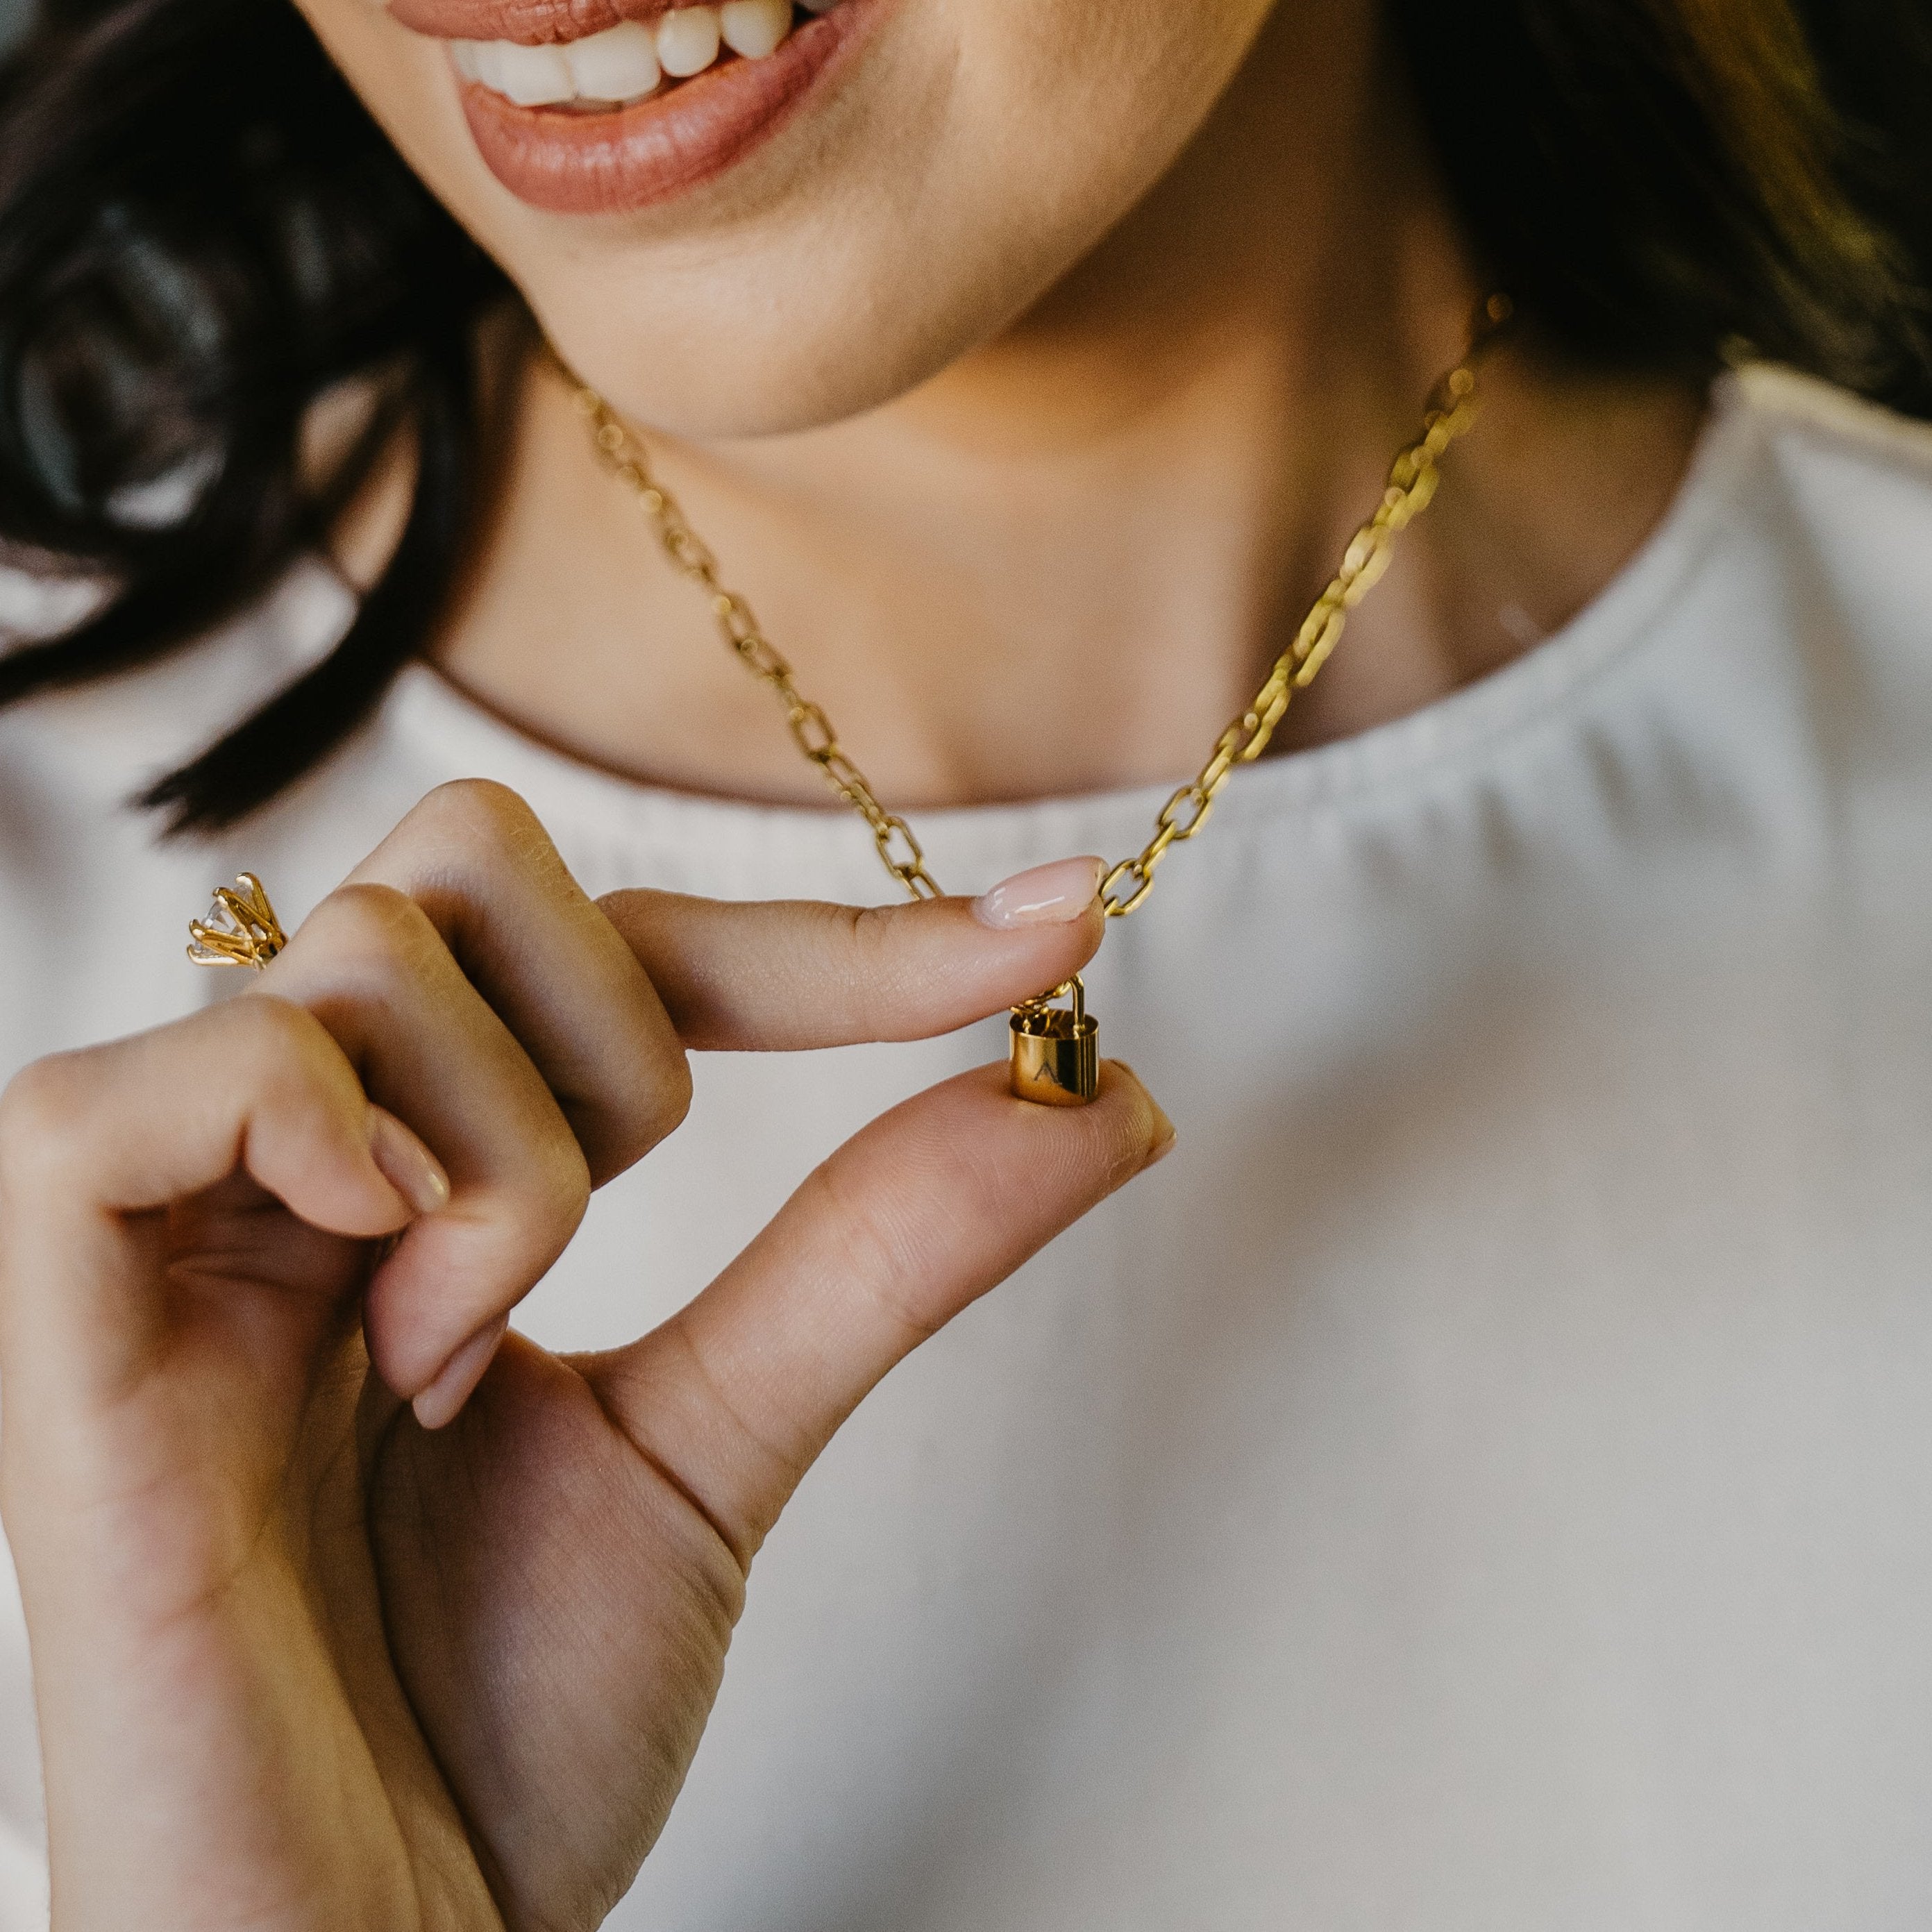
left=581, top=1059, right=1173, bottom=1567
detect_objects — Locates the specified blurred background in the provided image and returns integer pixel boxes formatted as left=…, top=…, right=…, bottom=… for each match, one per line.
left=0, top=2, right=26, bottom=52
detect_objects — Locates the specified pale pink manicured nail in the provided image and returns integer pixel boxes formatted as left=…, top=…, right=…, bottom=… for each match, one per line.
left=972, top=857, right=1104, bottom=930
left=369, top=1108, right=451, bottom=1216
left=412, top=1317, right=508, bottom=1431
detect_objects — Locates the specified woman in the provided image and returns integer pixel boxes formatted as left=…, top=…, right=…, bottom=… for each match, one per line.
left=1, top=0, right=1931, bottom=1924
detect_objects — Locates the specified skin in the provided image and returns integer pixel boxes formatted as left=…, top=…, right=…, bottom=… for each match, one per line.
left=314, top=0, right=1706, bottom=809
left=1, top=0, right=1708, bottom=1925
left=0, top=783, right=1168, bottom=1931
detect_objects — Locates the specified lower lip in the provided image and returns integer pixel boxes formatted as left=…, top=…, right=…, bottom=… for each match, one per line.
left=457, top=3, right=878, bottom=216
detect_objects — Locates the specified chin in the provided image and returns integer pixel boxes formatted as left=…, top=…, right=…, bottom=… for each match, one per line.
left=514, top=198, right=1088, bottom=438
left=523, top=289, right=1004, bottom=441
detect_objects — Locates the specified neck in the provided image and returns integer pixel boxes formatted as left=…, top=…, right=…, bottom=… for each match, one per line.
left=411, top=6, right=1706, bottom=812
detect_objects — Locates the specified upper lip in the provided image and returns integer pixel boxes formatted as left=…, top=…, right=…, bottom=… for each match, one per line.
left=387, top=0, right=703, bottom=43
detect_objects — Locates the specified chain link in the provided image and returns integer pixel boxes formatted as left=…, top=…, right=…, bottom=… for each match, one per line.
left=576, top=293, right=1511, bottom=932
left=576, top=397, right=949, bottom=904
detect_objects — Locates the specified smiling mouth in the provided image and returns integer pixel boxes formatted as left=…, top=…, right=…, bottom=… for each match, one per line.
left=387, top=0, right=875, bottom=215
left=446, top=2, right=838, bottom=112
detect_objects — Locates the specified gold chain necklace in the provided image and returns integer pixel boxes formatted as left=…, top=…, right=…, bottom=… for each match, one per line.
left=573, top=294, right=1513, bottom=1107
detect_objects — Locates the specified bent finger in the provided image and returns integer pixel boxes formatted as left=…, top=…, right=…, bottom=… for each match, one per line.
left=259, top=882, right=598, bottom=1412
left=0, top=999, right=442, bottom=1400
left=582, top=1059, right=1172, bottom=1566
left=342, top=779, right=689, bottom=1182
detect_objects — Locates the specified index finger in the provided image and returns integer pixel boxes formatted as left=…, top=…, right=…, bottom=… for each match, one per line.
left=598, top=857, right=1107, bottom=1052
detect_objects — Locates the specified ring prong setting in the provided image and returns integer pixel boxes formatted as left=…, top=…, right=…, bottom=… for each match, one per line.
left=187, top=873, right=287, bottom=971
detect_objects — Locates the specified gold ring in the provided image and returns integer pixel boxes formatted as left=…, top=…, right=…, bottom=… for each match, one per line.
left=187, top=873, right=287, bottom=972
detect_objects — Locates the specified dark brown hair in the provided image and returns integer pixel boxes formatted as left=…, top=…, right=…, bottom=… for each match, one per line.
left=0, top=0, right=1926, bottom=829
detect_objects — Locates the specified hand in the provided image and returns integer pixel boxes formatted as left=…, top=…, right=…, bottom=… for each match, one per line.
left=0, top=781, right=1170, bottom=1932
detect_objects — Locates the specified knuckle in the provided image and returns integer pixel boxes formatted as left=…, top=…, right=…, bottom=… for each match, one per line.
left=578, top=1039, right=692, bottom=1182
left=465, top=1109, right=591, bottom=1288
left=410, top=778, right=549, bottom=866
left=634, top=1048, right=694, bottom=1153
left=530, top=1120, right=594, bottom=1233
left=301, top=882, right=440, bottom=977
left=205, top=997, right=355, bottom=1134
left=840, top=898, right=890, bottom=957
left=224, top=988, right=312, bottom=1059
left=392, top=782, right=575, bottom=946
left=838, top=902, right=913, bottom=1003
left=658, top=1051, right=695, bottom=1136
left=0, top=1052, right=91, bottom=1186
left=224, top=995, right=337, bottom=1095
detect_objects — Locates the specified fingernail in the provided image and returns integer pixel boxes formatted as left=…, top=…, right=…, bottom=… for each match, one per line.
left=412, top=1317, right=507, bottom=1431
left=972, top=857, right=1104, bottom=930
left=369, top=1109, right=451, bottom=1217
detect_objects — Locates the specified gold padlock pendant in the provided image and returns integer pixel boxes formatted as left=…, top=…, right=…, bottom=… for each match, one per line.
left=1009, top=977, right=1099, bottom=1107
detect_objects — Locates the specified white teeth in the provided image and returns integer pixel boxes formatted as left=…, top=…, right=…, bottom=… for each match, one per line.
left=494, top=38, right=576, bottom=105
left=719, top=0, right=791, bottom=58
left=564, top=20, right=661, bottom=101
left=451, top=2, right=804, bottom=108
left=655, top=8, right=723, bottom=78
left=470, top=39, right=507, bottom=89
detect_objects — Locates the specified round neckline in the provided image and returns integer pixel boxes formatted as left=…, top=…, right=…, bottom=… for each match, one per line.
left=385, top=372, right=1755, bottom=862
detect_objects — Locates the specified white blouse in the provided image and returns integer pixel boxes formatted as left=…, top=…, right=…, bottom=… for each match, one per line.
left=3, top=367, right=1932, bottom=1930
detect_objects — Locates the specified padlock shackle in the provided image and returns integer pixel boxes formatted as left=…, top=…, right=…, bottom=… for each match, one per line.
left=1014, top=973, right=1086, bottom=1030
